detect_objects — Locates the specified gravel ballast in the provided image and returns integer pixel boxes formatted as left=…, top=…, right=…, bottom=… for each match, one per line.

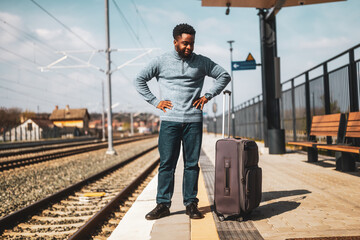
left=0, top=137, right=158, bottom=218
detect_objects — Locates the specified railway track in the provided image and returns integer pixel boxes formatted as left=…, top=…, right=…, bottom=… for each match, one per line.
left=0, top=137, right=96, bottom=151
left=0, top=139, right=99, bottom=158
left=0, top=145, right=159, bottom=239
left=0, top=134, right=156, bottom=171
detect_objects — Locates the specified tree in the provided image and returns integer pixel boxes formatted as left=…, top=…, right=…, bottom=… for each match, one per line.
left=21, top=110, right=36, bottom=122
left=0, top=107, right=22, bottom=132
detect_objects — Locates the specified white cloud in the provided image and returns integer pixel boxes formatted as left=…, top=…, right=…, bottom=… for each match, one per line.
left=0, top=12, right=22, bottom=26
left=0, top=12, right=23, bottom=45
left=197, top=18, right=232, bottom=35
left=139, top=6, right=189, bottom=25
left=298, top=37, right=351, bottom=50
left=196, top=43, right=228, bottom=61
left=35, top=26, right=99, bottom=50
left=35, top=28, right=63, bottom=40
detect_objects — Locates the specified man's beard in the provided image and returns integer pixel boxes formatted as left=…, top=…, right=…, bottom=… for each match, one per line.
left=178, top=50, right=191, bottom=59
left=176, top=46, right=192, bottom=59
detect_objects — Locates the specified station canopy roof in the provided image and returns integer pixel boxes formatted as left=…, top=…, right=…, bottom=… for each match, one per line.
left=201, top=0, right=345, bottom=8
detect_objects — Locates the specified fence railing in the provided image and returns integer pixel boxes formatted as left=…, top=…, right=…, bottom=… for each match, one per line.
left=206, top=43, right=360, bottom=142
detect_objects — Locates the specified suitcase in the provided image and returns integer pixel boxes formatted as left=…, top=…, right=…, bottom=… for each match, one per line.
left=214, top=90, right=262, bottom=221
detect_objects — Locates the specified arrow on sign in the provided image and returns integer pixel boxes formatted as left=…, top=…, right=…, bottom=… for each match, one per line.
left=232, top=60, right=256, bottom=71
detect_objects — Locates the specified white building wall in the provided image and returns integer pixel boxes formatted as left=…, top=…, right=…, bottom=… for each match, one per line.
left=3, top=119, right=43, bottom=142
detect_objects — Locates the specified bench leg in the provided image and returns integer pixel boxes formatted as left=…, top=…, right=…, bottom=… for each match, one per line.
left=335, top=152, right=356, bottom=172
left=307, top=147, right=318, bottom=162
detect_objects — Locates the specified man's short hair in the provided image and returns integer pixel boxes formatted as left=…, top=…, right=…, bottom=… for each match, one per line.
left=173, top=23, right=196, bottom=40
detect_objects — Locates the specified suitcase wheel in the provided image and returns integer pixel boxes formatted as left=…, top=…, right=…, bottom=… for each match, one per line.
left=236, top=216, right=244, bottom=222
left=218, top=214, right=225, bottom=222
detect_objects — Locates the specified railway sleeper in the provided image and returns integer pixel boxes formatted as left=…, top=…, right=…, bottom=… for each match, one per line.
left=50, top=204, right=102, bottom=211
left=42, top=210, right=99, bottom=218
left=31, top=215, right=90, bottom=223
left=59, top=199, right=106, bottom=205
left=17, top=222, right=84, bottom=231
left=3, top=229, right=76, bottom=238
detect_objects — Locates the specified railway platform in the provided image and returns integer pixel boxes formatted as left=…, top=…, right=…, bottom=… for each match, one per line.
left=109, top=133, right=360, bottom=240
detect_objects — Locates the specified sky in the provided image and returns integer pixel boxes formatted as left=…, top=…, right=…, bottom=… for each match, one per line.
left=0, top=0, right=359, bottom=117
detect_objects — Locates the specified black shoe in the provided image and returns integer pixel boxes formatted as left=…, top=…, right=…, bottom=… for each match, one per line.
left=145, top=203, right=170, bottom=220
left=186, top=202, right=204, bottom=219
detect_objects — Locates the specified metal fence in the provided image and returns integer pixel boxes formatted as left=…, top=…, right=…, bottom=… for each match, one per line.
left=206, top=43, right=360, bottom=142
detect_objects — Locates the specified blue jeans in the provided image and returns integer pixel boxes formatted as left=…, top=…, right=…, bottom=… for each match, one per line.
left=157, top=121, right=203, bottom=207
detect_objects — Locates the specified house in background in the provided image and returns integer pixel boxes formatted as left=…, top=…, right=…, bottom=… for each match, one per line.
left=49, top=105, right=90, bottom=134
left=3, top=118, right=55, bottom=141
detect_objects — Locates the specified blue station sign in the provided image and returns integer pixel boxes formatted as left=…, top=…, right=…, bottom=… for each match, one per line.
left=232, top=53, right=257, bottom=71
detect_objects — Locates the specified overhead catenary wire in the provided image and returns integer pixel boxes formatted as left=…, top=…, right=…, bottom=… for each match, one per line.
left=0, top=56, right=99, bottom=93
left=0, top=15, right=118, bottom=71
left=0, top=49, right=101, bottom=94
left=0, top=85, right=59, bottom=105
left=28, top=0, right=120, bottom=69
left=0, top=46, right=35, bottom=64
left=0, top=17, right=58, bottom=53
left=112, top=0, right=145, bottom=49
left=0, top=23, right=81, bottom=71
left=0, top=19, right=94, bottom=72
left=0, top=77, right=85, bottom=102
left=0, top=24, right=56, bottom=64
left=0, top=95, right=52, bottom=106
left=130, top=0, right=158, bottom=47
left=1, top=0, right=154, bottom=113
left=29, top=0, right=98, bottom=50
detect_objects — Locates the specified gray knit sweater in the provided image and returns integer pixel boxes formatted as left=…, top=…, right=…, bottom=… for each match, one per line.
left=134, top=50, right=231, bottom=123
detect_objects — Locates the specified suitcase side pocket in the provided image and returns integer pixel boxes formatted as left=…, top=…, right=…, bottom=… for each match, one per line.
left=243, top=167, right=262, bottom=212
left=243, top=141, right=259, bottom=167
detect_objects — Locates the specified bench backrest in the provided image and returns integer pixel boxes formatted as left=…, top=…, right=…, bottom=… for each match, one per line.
left=345, top=112, right=360, bottom=138
left=310, top=113, right=345, bottom=138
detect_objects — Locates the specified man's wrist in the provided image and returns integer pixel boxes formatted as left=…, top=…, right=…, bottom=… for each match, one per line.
left=204, top=93, right=213, bottom=100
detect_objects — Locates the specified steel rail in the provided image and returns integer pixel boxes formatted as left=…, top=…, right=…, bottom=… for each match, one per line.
left=0, top=144, right=158, bottom=233
left=68, top=156, right=159, bottom=240
left=0, top=135, right=156, bottom=171
left=0, top=139, right=99, bottom=158
left=0, top=136, right=96, bottom=150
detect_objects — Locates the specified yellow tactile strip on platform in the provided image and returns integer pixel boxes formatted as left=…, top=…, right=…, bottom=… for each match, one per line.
left=191, top=169, right=219, bottom=240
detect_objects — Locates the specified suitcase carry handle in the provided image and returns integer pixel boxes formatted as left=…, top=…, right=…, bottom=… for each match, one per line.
left=222, top=90, right=231, bottom=138
left=224, top=159, right=231, bottom=196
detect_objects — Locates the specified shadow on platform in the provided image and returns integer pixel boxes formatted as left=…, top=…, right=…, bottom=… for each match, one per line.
left=252, top=201, right=301, bottom=220
left=249, top=189, right=311, bottom=220
left=169, top=209, right=186, bottom=216
left=305, top=159, right=360, bottom=177
left=262, top=189, right=311, bottom=202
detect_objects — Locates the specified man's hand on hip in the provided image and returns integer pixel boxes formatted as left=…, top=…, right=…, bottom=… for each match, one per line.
left=157, top=100, right=173, bottom=112
left=193, top=96, right=209, bottom=110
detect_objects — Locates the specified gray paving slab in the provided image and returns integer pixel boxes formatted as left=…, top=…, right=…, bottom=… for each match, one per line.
left=199, top=149, right=264, bottom=240
left=201, top=133, right=360, bottom=240
left=108, top=151, right=190, bottom=240
left=150, top=156, right=190, bottom=240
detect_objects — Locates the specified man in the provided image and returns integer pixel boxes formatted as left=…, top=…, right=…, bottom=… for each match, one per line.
left=134, top=23, right=230, bottom=220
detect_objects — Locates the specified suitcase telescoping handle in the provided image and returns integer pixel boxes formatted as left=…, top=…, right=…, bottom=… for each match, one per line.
left=222, top=90, right=231, bottom=139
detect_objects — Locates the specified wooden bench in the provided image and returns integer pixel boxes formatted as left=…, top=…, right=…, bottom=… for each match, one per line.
left=288, top=113, right=346, bottom=162
left=317, top=112, right=360, bottom=172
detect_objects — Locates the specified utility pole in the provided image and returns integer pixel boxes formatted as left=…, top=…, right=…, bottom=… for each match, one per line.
left=227, top=40, right=236, bottom=138
left=130, top=112, right=134, bottom=136
left=105, top=0, right=116, bottom=155
left=101, top=80, right=106, bottom=141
